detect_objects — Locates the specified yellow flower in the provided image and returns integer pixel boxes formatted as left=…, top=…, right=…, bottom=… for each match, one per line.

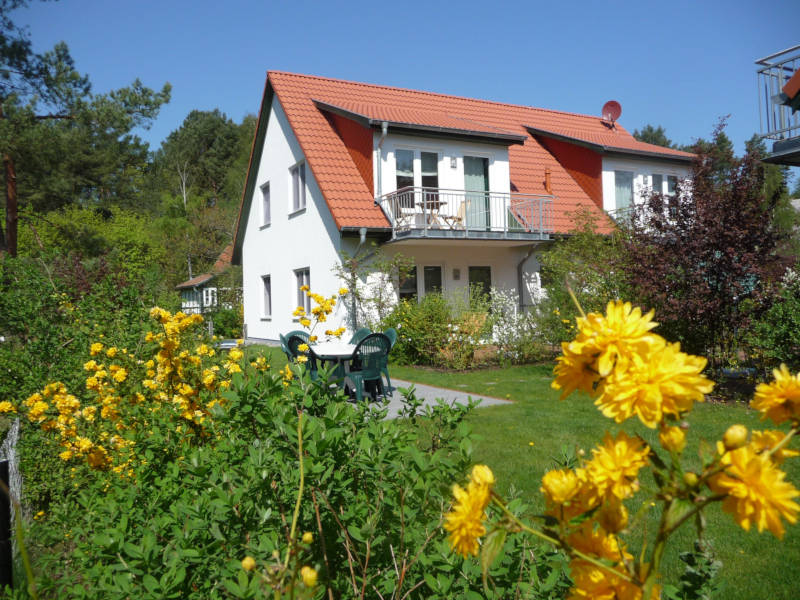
left=752, top=364, right=800, bottom=425
left=300, top=284, right=310, bottom=292
left=90, top=342, right=104, bottom=356
left=300, top=565, right=317, bottom=587
left=241, top=556, right=256, bottom=571
left=541, top=468, right=582, bottom=506
left=297, top=343, right=309, bottom=353
left=723, top=424, right=748, bottom=450
left=751, top=430, right=800, bottom=464
left=338, top=287, right=349, bottom=296
left=112, top=368, right=128, bottom=383
left=594, top=342, right=713, bottom=428
left=33, top=511, right=45, bottom=521
left=0, top=401, right=16, bottom=414
left=585, top=431, right=650, bottom=500
left=299, top=318, right=311, bottom=328
left=659, top=425, right=686, bottom=453
left=570, top=300, right=662, bottom=378
left=295, top=355, right=308, bottom=364
left=83, top=359, right=99, bottom=371
left=709, top=444, right=800, bottom=538
left=105, top=347, right=118, bottom=358
left=444, top=465, right=495, bottom=557
left=228, top=348, right=244, bottom=361
left=309, top=335, right=318, bottom=343
left=302, top=531, right=313, bottom=544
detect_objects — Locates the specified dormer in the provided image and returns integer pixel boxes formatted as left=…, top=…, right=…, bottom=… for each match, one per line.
left=314, top=99, right=552, bottom=241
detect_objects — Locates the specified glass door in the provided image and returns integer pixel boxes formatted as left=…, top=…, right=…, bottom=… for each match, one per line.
left=468, top=266, right=491, bottom=305
left=464, top=156, right=489, bottom=230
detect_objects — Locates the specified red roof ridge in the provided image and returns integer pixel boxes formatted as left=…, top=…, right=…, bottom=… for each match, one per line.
left=268, top=70, right=623, bottom=125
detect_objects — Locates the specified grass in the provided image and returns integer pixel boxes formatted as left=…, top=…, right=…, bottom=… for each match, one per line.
left=393, top=361, right=800, bottom=600
left=252, top=347, right=800, bottom=598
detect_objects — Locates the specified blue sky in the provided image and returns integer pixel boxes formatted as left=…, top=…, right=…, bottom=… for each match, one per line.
left=14, top=0, right=800, bottom=170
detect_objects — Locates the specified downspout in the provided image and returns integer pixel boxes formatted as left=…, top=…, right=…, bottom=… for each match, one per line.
left=517, top=245, right=536, bottom=312
left=375, top=121, right=389, bottom=198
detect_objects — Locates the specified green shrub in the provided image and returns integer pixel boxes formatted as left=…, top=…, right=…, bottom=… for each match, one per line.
left=381, top=294, right=452, bottom=366
left=748, top=268, right=800, bottom=372
left=209, top=305, right=243, bottom=338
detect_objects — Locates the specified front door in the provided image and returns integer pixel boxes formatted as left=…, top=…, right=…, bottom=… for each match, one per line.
left=464, top=156, right=489, bottom=229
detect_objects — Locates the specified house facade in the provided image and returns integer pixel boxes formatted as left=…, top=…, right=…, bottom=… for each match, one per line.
left=232, top=72, right=692, bottom=343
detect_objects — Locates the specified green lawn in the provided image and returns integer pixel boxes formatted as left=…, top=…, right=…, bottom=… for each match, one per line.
left=251, top=348, right=800, bottom=598
left=393, top=362, right=800, bottom=600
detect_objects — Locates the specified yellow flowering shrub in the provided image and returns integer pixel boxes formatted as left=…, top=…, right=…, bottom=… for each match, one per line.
left=445, top=300, right=799, bottom=598
left=15, top=308, right=258, bottom=476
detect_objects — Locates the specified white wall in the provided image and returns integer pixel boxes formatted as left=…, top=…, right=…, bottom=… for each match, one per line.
left=380, top=242, right=542, bottom=304
left=242, top=97, right=348, bottom=342
left=374, top=133, right=511, bottom=197
left=601, top=156, right=691, bottom=212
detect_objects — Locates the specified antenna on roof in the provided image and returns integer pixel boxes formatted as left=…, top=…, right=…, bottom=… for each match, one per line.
left=601, top=100, right=622, bottom=129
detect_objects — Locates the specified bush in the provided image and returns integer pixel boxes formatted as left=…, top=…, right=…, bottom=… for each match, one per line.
left=209, top=304, right=243, bottom=338
left=10, top=305, right=572, bottom=598
left=748, top=268, right=800, bottom=372
left=489, top=288, right=551, bottom=364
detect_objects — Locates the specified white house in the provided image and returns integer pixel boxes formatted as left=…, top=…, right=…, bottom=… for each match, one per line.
left=176, top=244, right=237, bottom=315
left=232, top=72, right=693, bottom=343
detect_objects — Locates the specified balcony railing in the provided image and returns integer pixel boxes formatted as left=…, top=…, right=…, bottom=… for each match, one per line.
left=756, top=45, right=800, bottom=141
left=377, top=187, right=553, bottom=240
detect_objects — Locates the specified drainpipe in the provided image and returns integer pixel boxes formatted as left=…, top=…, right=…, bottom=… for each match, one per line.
left=350, top=227, right=368, bottom=331
left=375, top=121, right=389, bottom=198
left=517, top=245, right=536, bottom=312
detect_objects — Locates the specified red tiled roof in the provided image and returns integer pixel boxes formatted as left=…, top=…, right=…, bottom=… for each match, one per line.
left=176, top=273, right=214, bottom=290
left=249, top=72, right=692, bottom=236
left=175, top=244, right=233, bottom=290
left=313, top=99, right=527, bottom=142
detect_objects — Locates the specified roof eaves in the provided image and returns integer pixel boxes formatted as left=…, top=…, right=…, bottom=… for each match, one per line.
left=527, top=125, right=694, bottom=163
left=176, top=273, right=216, bottom=290
left=232, top=77, right=274, bottom=265
left=314, top=99, right=527, bottom=145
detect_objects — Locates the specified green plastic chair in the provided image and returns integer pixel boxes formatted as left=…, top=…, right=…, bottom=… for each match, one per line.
left=345, top=333, right=391, bottom=402
left=348, top=327, right=372, bottom=345
left=279, top=334, right=293, bottom=363
left=380, top=328, right=397, bottom=392
left=287, top=334, right=319, bottom=381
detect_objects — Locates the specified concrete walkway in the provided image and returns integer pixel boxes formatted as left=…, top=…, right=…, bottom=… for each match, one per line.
left=381, top=378, right=511, bottom=418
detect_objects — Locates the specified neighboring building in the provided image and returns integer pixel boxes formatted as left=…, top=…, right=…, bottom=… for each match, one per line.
left=176, top=244, right=237, bottom=314
left=756, top=44, right=800, bottom=166
left=232, top=72, right=693, bottom=343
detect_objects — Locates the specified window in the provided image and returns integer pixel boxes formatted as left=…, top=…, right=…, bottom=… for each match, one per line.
left=395, top=149, right=414, bottom=190
left=203, top=288, right=217, bottom=308
left=423, top=266, right=442, bottom=295
left=420, top=152, right=439, bottom=188
left=468, top=266, right=491, bottom=302
left=295, top=268, right=310, bottom=313
left=262, top=276, right=271, bottom=317
left=614, top=170, right=634, bottom=211
left=399, top=266, right=417, bottom=301
left=667, top=175, right=678, bottom=196
left=652, top=174, right=663, bottom=194
left=290, top=162, right=306, bottom=212
left=261, top=182, right=271, bottom=225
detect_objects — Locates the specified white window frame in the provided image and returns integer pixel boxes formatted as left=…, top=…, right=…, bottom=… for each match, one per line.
left=290, top=162, right=306, bottom=213
left=260, top=182, right=271, bottom=227
left=262, top=275, right=272, bottom=318
left=294, top=268, right=310, bottom=313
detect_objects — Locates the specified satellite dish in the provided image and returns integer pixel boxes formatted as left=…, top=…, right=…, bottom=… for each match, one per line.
left=602, top=100, right=622, bottom=123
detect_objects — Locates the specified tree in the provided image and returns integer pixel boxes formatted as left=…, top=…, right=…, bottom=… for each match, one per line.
left=620, top=124, right=784, bottom=366
left=0, top=0, right=170, bottom=256
left=633, top=124, right=676, bottom=149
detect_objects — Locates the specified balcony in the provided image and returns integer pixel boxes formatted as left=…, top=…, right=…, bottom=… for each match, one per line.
left=376, top=187, right=553, bottom=242
left=756, top=45, right=800, bottom=165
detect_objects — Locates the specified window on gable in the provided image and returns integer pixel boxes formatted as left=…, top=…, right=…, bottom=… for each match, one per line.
left=262, top=276, right=272, bottom=317
left=295, top=268, right=310, bottom=313
left=261, top=182, right=271, bottom=225
left=290, top=162, right=306, bottom=212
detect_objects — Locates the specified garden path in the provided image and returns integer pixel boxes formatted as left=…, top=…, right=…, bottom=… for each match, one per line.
left=382, top=378, right=511, bottom=418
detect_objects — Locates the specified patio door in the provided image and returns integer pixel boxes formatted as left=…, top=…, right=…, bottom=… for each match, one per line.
left=464, top=156, right=489, bottom=229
